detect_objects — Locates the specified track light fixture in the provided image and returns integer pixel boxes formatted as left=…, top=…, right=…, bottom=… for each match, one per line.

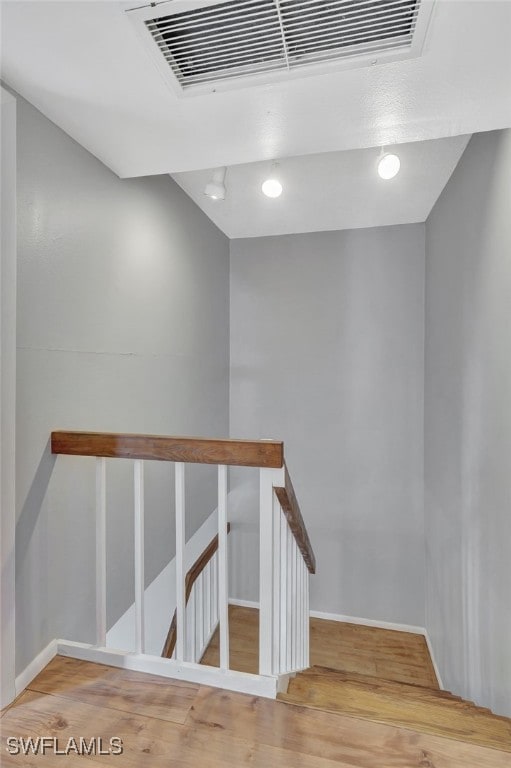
left=377, top=150, right=400, bottom=180
left=262, top=162, right=283, bottom=198
left=204, top=167, right=227, bottom=200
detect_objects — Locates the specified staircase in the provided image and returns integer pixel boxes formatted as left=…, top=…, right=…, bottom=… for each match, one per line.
left=48, top=429, right=511, bottom=757
left=279, top=664, right=511, bottom=753
left=50, top=430, right=314, bottom=699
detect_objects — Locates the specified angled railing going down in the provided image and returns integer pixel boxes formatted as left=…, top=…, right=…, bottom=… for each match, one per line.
left=162, top=523, right=231, bottom=661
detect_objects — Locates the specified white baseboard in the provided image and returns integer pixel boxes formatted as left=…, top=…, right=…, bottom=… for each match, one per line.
left=57, top=639, right=278, bottom=698
left=15, top=639, right=58, bottom=696
left=230, top=601, right=427, bottom=635
left=424, top=631, right=444, bottom=690
left=229, top=601, right=426, bottom=637
left=229, top=598, right=259, bottom=609
left=309, top=609, right=426, bottom=636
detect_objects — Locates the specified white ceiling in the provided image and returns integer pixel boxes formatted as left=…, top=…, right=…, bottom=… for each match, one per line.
left=1, top=1, right=510, bottom=180
left=173, top=135, right=470, bottom=238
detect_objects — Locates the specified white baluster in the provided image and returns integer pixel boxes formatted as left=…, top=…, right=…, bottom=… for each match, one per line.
left=134, top=460, right=145, bottom=654
left=305, top=566, right=310, bottom=668
left=303, top=561, right=306, bottom=669
left=279, top=509, right=287, bottom=675
left=212, top=553, right=218, bottom=627
left=175, top=462, right=186, bottom=662
left=205, top=561, right=211, bottom=646
left=297, top=551, right=302, bottom=669
left=272, top=491, right=281, bottom=675
left=298, top=547, right=302, bottom=669
left=300, top=558, right=305, bottom=668
left=297, top=546, right=301, bottom=669
left=286, top=524, right=292, bottom=671
left=190, top=588, right=196, bottom=663
left=218, top=465, right=229, bottom=670
left=197, top=570, right=204, bottom=654
left=95, top=457, right=107, bottom=647
left=202, top=574, right=206, bottom=658
left=292, top=537, right=298, bottom=669
left=303, top=557, right=307, bottom=668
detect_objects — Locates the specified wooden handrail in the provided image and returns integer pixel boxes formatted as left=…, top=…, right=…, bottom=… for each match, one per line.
left=52, top=431, right=314, bottom=574
left=275, top=464, right=316, bottom=574
left=162, top=523, right=231, bottom=659
left=51, top=431, right=283, bottom=469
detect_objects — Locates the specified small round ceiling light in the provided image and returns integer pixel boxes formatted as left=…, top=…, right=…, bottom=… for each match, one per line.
left=204, top=167, right=227, bottom=200
left=377, top=153, right=401, bottom=180
left=262, top=162, right=283, bottom=198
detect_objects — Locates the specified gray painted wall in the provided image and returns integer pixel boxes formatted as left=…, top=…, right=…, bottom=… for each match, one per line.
left=1, top=85, right=17, bottom=706
left=230, top=225, right=425, bottom=626
left=425, top=129, right=511, bottom=717
left=15, top=93, right=230, bottom=674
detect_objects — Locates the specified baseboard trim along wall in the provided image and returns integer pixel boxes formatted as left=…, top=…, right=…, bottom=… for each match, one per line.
left=231, top=600, right=426, bottom=634
left=425, top=630, right=445, bottom=690
left=228, top=598, right=260, bottom=609
left=14, top=639, right=58, bottom=696
left=309, top=609, right=426, bottom=635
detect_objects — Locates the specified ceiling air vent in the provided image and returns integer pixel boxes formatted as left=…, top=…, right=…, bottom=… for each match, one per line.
left=127, top=0, right=435, bottom=96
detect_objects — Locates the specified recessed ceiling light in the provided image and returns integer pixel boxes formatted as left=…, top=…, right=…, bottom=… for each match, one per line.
left=204, top=167, right=227, bottom=200
left=262, top=163, right=283, bottom=198
left=377, top=153, right=400, bottom=180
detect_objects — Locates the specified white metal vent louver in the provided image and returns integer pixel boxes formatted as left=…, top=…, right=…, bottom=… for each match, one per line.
left=128, top=0, right=435, bottom=96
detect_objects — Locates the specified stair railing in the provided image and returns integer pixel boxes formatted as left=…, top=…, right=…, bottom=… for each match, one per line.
left=260, top=463, right=315, bottom=677
left=162, top=523, right=231, bottom=661
left=51, top=430, right=315, bottom=694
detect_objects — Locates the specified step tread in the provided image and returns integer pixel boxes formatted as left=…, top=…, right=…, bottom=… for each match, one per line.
left=291, top=670, right=508, bottom=717
left=279, top=672, right=511, bottom=753
left=301, top=666, right=497, bottom=715
left=302, top=665, right=458, bottom=696
left=288, top=677, right=470, bottom=710
left=288, top=676, right=482, bottom=712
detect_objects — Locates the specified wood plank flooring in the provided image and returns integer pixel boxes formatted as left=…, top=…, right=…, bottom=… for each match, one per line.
left=201, top=605, right=438, bottom=688
left=201, top=604, right=259, bottom=674
left=2, top=655, right=510, bottom=767
left=23, top=654, right=199, bottom=724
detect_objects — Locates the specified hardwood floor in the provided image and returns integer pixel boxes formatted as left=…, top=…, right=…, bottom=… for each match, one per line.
left=201, top=605, right=438, bottom=688
left=200, top=604, right=259, bottom=674
left=2, top=655, right=510, bottom=767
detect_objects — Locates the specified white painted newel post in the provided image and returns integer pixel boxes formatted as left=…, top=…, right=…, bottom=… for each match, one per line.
left=279, top=511, right=287, bottom=672
left=259, top=465, right=285, bottom=676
